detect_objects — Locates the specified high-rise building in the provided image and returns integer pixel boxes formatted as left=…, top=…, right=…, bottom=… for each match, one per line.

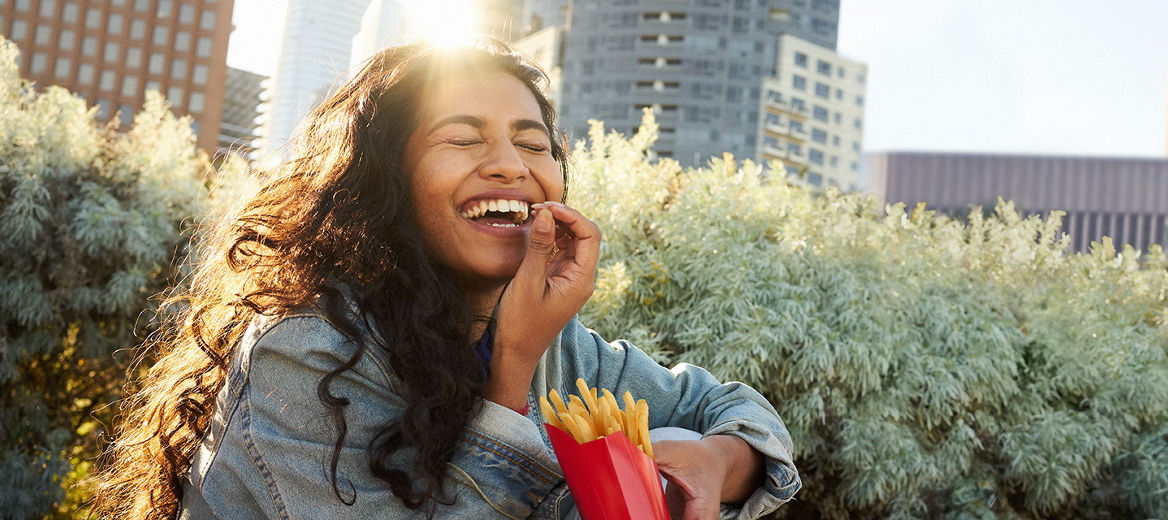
left=260, top=0, right=370, bottom=155
left=218, top=66, right=266, bottom=157
left=867, top=152, right=1168, bottom=253
left=522, top=0, right=865, bottom=185
left=0, top=0, right=235, bottom=153
left=759, top=33, right=866, bottom=189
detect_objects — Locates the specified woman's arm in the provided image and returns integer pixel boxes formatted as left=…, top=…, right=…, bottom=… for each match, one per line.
left=537, top=321, right=802, bottom=519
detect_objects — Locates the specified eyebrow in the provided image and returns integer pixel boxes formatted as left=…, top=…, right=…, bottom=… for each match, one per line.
left=428, top=115, right=550, bottom=137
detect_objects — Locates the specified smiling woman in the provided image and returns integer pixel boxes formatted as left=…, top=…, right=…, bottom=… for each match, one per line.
left=90, top=38, right=800, bottom=520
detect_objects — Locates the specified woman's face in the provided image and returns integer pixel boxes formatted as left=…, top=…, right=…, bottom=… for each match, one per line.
left=403, top=69, right=564, bottom=287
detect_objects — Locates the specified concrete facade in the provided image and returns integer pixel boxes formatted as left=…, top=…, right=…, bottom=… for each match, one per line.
left=522, top=0, right=860, bottom=175
left=867, top=152, right=1168, bottom=253
left=218, top=66, right=265, bottom=157
left=260, top=0, right=369, bottom=156
left=1, top=0, right=234, bottom=152
left=759, top=32, right=865, bottom=189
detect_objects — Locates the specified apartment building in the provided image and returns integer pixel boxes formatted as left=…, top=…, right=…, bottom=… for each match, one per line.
left=1, top=0, right=234, bottom=152
left=759, top=33, right=866, bottom=189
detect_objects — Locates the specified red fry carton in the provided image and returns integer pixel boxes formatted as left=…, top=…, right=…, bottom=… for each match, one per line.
left=545, top=424, right=669, bottom=520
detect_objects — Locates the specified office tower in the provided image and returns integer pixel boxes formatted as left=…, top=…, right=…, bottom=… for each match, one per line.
left=350, top=0, right=407, bottom=68
left=260, top=0, right=370, bottom=155
left=531, top=0, right=865, bottom=186
left=218, top=66, right=266, bottom=157
left=867, top=152, right=1168, bottom=253
left=1, top=0, right=235, bottom=153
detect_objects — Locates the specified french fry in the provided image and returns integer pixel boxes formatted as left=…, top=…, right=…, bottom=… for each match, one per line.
left=542, top=379, right=655, bottom=459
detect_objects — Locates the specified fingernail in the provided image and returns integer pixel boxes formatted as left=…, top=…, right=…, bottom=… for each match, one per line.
left=531, top=202, right=548, bottom=209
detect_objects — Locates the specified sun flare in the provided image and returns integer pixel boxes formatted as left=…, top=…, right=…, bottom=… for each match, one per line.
left=402, top=0, right=481, bottom=46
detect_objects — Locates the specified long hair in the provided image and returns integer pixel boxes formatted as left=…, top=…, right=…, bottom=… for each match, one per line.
left=90, top=38, right=568, bottom=519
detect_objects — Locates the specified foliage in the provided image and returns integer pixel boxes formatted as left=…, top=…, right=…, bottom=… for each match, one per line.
left=0, top=37, right=231, bottom=518
left=573, top=111, right=1168, bottom=519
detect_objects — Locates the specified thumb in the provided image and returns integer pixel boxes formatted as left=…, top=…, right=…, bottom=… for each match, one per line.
left=514, top=207, right=555, bottom=281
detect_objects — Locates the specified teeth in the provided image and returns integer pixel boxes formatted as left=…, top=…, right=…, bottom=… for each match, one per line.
left=458, top=198, right=531, bottom=221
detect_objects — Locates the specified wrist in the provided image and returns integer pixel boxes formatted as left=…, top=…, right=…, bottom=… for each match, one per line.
left=703, top=434, right=764, bottom=503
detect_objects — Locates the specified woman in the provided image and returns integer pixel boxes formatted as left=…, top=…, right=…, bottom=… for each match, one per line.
left=92, top=38, right=800, bottom=519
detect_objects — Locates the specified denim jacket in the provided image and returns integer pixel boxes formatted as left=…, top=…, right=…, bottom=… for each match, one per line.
left=180, top=304, right=801, bottom=519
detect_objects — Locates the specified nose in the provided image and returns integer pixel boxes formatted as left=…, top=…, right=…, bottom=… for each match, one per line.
left=480, top=141, right=528, bottom=183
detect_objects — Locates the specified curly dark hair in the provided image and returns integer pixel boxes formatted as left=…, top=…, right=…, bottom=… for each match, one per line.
left=90, top=37, right=568, bottom=519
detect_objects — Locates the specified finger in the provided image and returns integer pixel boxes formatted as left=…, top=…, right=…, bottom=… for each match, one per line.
left=511, top=206, right=557, bottom=289
left=540, top=203, right=601, bottom=272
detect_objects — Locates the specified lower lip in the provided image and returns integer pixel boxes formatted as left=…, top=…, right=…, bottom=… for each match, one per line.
left=462, top=217, right=531, bottom=238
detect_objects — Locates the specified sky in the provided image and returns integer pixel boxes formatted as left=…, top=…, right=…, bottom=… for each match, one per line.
left=228, top=0, right=1168, bottom=158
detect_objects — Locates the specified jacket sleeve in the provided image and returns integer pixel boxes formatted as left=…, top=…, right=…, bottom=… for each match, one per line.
left=225, top=314, right=560, bottom=520
left=553, top=319, right=802, bottom=520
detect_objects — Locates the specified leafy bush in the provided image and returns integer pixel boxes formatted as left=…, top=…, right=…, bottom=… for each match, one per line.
left=0, top=37, right=226, bottom=518
left=573, top=112, right=1168, bottom=519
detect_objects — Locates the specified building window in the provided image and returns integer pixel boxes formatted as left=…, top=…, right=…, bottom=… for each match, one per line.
left=835, top=88, right=842, bottom=100
left=787, top=143, right=801, bottom=155
left=855, top=94, right=864, bottom=106
left=196, top=37, right=212, bottom=57
left=122, top=75, right=138, bottom=97
left=807, top=172, right=822, bottom=186
left=78, top=63, right=94, bottom=84
left=791, top=74, right=805, bottom=90
left=853, top=118, right=863, bottom=129
left=814, top=82, right=829, bottom=99
left=103, top=42, right=120, bottom=63
left=838, top=67, right=846, bottom=79
left=81, top=36, right=97, bottom=56
left=107, top=13, right=123, bottom=34
left=15, top=0, right=31, bottom=12
left=166, top=86, right=183, bottom=106
left=790, top=97, right=805, bottom=111
left=118, top=103, right=133, bottom=127
left=62, top=2, right=79, bottom=23
left=145, top=80, right=160, bottom=93
left=99, top=70, right=115, bottom=91
left=199, top=9, right=215, bottom=30
left=188, top=91, right=204, bottom=113
left=794, top=52, right=807, bottom=67
left=171, top=58, right=187, bottom=80
left=34, top=25, right=50, bottom=45
left=85, top=8, right=100, bottom=29
left=152, top=25, right=169, bottom=45
left=29, top=52, right=47, bottom=73
left=179, top=4, right=195, bottom=24
left=809, top=148, right=824, bottom=165
left=134, top=0, right=148, bottom=11
left=95, top=98, right=110, bottom=120
left=813, top=106, right=828, bottom=122
left=130, top=19, right=146, bottom=39
left=811, top=128, right=827, bottom=144
left=53, top=56, right=70, bottom=79
left=817, top=60, right=831, bottom=76
left=10, top=20, right=27, bottom=40
left=833, top=112, right=841, bottom=125
left=126, top=47, right=142, bottom=68
left=175, top=31, right=191, bottom=51
left=56, top=29, right=75, bottom=51
left=789, top=120, right=804, bottom=133
left=852, top=142, right=860, bottom=152
left=38, top=0, right=55, bottom=17
left=192, top=64, right=208, bottom=85
left=832, top=135, right=840, bottom=146
left=148, top=53, right=164, bottom=74
left=156, top=0, right=172, bottom=17
left=830, top=155, right=838, bottom=167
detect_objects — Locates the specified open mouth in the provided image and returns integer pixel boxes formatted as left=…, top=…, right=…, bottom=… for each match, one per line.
left=458, top=198, right=531, bottom=228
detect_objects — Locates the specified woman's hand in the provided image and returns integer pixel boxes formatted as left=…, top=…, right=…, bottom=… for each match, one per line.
left=487, top=202, right=601, bottom=409
left=653, top=435, right=765, bottom=520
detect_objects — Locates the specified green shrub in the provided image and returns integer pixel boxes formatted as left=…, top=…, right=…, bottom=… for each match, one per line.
left=0, top=37, right=230, bottom=518
left=574, top=111, right=1168, bottom=519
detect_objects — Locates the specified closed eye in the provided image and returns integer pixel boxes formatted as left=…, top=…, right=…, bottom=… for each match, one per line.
left=517, top=142, right=549, bottom=153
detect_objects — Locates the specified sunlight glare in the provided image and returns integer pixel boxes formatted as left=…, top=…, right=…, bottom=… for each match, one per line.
left=402, top=0, right=480, bottom=46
